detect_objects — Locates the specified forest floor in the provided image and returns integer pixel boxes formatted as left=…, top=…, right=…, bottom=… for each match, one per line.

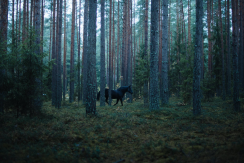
left=0, top=96, right=244, bottom=163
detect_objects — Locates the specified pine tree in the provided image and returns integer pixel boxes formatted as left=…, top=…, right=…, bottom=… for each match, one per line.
left=82, top=0, right=88, bottom=104
left=116, top=0, right=120, bottom=87
left=57, top=0, right=62, bottom=108
left=193, top=0, right=203, bottom=116
left=232, top=0, right=240, bottom=111
left=150, top=0, right=159, bottom=110
left=109, top=0, right=112, bottom=105
left=207, top=0, right=212, bottom=75
left=78, top=0, right=81, bottom=102
left=100, top=0, right=105, bottom=106
left=69, top=0, right=76, bottom=103
left=218, top=0, right=225, bottom=100
left=240, top=0, right=244, bottom=93
left=51, top=0, right=56, bottom=106
left=161, top=0, right=169, bottom=105
left=41, top=0, right=44, bottom=54
left=0, top=0, right=9, bottom=113
left=226, top=0, right=231, bottom=96
left=63, top=0, right=67, bottom=101
left=122, top=0, right=127, bottom=88
left=33, top=0, right=42, bottom=111
left=86, top=0, right=97, bottom=115
left=144, top=0, right=149, bottom=107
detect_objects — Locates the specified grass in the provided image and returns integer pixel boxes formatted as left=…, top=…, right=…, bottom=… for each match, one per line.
left=0, top=96, right=244, bottom=163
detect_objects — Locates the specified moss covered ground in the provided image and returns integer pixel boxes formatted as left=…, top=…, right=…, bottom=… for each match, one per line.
left=0, top=97, right=244, bottom=163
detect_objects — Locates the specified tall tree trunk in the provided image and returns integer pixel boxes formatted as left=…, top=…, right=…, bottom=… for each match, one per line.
left=0, top=0, right=9, bottom=113
left=22, top=0, right=27, bottom=42
left=161, top=0, right=169, bottom=105
left=176, top=0, right=180, bottom=97
left=57, top=0, right=62, bottom=108
left=158, top=0, right=162, bottom=74
left=63, top=0, right=66, bottom=101
left=150, top=0, right=159, bottom=110
left=188, top=0, right=191, bottom=44
left=49, top=1, right=52, bottom=61
left=232, top=0, right=240, bottom=111
left=100, top=0, right=105, bottom=106
left=82, top=0, right=88, bottom=104
left=26, top=0, right=29, bottom=35
left=77, top=0, right=81, bottom=102
left=127, top=0, right=132, bottom=103
left=207, top=0, right=212, bottom=75
left=226, top=0, right=231, bottom=95
left=112, top=0, right=115, bottom=90
left=16, top=0, right=19, bottom=42
left=30, top=0, right=33, bottom=27
left=117, top=0, right=120, bottom=86
left=108, top=0, right=112, bottom=105
left=34, top=0, right=42, bottom=112
left=18, top=0, right=21, bottom=41
left=69, top=0, right=75, bottom=103
left=144, top=0, right=149, bottom=107
left=51, top=0, right=56, bottom=106
left=240, top=0, right=244, bottom=93
left=168, top=0, right=171, bottom=71
left=193, top=0, right=203, bottom=116
left=55, top=0, right=59, bottom=107
left=86, top=0, right=97, bottom=115
left=122, top=0, right=127, bottom=87
left=218, top=0, right=226, bottom=100
left=41, top=0, right=44, bottom=54
left=12, top=0, right=15, bottom=45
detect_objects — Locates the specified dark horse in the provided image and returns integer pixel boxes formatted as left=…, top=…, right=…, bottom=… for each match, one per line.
left=97, top=85, right=133, bottom=106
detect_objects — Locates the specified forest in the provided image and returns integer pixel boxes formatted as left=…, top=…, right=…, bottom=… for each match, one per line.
left=0, top=0, right=244, bottom=162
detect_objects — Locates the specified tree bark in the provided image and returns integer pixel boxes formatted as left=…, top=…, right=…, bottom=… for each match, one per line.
left=12, top=0, right=15, bottom=46
left=57, top=0, right=62, bottom=108
left=100, top=0, right=105, bottom=106
left=19, top=0, right=21, bottom=41
left=22, top=0, right=27, bottom=42
left=108, top=0, right=112, bottom=105
left=226, top=0, right=231, bottom=95
left=150, top=0, right=159, bottom=110
left=41, top=0, right=44, bottom=54
left=78, top=0, right=81, bottom=102
left=51, top=0, right=56, bottom=106
left=63, top=0, right=67, bottom=101
left=207, top=0, right=212, bottom=75
left=144, top=0, right=149, bottom=107
left=49, top=0, right=52, bottom=61
left=158, top=0, right=162, bottom=74
left=0, top=0, right=9, bottom=113
left=34, top=0, right=42, bottom=111
left=161, top=0, right=169, bottom=105
left=240, top=0, right=244, bottom=93
left=117, top=0, right=120, bottom=86
left=86, top=0, right=97, bottom=115
left=193, top=0, right=203, bottom=116
left=232, top=0, right=240, bottom=111
left=188, top=0, right=191, bottom=44
left=218, top=0, right=226, bottom=100
left=69, top=0, right=75, bottom=103
left=82, top=0, right=88, bottom=104
left=122, top=0, right=127, bottom=88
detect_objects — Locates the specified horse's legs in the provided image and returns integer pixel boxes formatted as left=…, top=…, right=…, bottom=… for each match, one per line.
left=113, top=99, right=119, bottom=106
left=105, top=97, right=109, bottom=104
left=120, top=98, right=123, bottom=106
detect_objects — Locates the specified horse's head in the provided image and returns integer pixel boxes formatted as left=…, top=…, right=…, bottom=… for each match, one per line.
left=128, top=85, right=133, bottom=94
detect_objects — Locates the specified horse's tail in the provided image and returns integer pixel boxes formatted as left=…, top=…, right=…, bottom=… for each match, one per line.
left=97, top=91, right=100, bottom=101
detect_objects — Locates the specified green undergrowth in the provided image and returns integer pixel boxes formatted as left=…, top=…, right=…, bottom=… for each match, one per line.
left=1, top=97, right=244, bottom=163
